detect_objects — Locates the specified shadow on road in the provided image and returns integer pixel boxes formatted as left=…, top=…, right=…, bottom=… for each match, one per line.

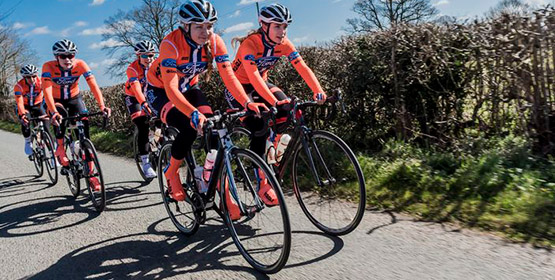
left=0, top=195, right=101, bottom=238
left=26, top=217, right=273, bottom=279
left=25, top=214, right=346, bottom=279
left=0, top=175, right=53, bottom=198
left=104, top=180, right=162, bottom=211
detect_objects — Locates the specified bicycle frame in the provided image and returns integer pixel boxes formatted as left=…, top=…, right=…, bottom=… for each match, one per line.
left=273, top=101, right=337, bottom=188
left=183, top=113, right=264, bottom=219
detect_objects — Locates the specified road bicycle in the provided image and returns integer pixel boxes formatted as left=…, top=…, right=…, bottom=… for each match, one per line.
left=133, top=116, right=178, bottom=182
left=232, top=91, right=366, bottom=236
left=157, top=110, right=291, bottom=274
left=60, top=112, right=108, bottom=212
left=27, top=115, right=58, bottom=185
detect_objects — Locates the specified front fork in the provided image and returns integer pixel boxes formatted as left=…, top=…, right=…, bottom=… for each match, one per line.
left=220, top=132, right=264, bottom=217
left=295, top=128, right=336, bottom=188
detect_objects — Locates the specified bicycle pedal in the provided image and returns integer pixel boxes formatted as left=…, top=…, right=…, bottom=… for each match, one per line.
left=245, top=205, right=258, bottom=218
left=60, top=167, right=69, bottom=176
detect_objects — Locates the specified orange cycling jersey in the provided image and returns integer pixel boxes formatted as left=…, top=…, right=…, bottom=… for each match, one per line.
left=13, top=77, right=43, bottom=114
left=147, top=28, right=249, bottom=117
left=124, top=59, right=148, bottom=104
left=232, top=32, right=324, bottom=104
left=41, top=59, right=105, bottom=113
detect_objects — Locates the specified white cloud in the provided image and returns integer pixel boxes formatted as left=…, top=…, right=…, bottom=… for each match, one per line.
left=292, top=36, right=309, bottom=43
left=113, top=20, right=135, bottom=32
left=74, top=21, right=88, bottom=27
left=90, top=0, right=106, bottom=6
left=229, top=10, right=241, bottom=18
left=79, top=26, right=113, bottom=35
left=433, top=0, right=449, bottom=6
left=60, top=28, right=72, bottom=37
left=13, top=22, right=34, bottom=30
left=332, top=0, right=344, bottom=3
left=224, top=22, right=255, bottom=33
left=90, top=38, right=125, bottom=49
left=89, top=58, right=117, bottom=69
left=25, top=26, right=51, bottom=36
left=238, top=0, right=265, bottom=6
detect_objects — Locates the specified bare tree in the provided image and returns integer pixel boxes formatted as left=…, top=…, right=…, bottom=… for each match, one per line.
left=486, top=0, right=531, bottom=18
left=0, top=26, right=36, bottom=97
left=346, top=0, right=439, bottom=32
left=101, top=0, right=181, bottom=78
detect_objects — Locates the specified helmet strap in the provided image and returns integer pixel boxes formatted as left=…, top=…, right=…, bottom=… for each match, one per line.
left=261, top=22, right=279, bottom=46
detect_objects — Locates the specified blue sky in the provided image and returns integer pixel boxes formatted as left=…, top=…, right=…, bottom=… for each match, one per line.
left=3, top=0, right=551, bottom=88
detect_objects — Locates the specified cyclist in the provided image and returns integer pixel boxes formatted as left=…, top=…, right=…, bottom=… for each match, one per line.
left=145, top=0, right=267, bottom=219
left=228, top=3, right=327, bottom=205
left=42, top=39, right=111, bottom=191
left=13, top=64, right=51, bottom=156
left=125, top=40, right=157, bottom=179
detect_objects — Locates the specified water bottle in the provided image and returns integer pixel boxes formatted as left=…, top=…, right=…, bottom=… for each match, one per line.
left=265, top=139, right=276, bottom=165
left=203, top=149, right=217, bottom=182
left=154, top=128, right=162, bottom=142
left=194, top=166, right=208, bottom=193
left=275, top=134, right=291, bottom=163
left=72, top=140, right=80, bottom=156
left=148, top=130, right=157, bottom=152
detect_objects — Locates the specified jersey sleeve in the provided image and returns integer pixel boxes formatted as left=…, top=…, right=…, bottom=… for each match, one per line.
left=283, top=39, right=324, bottom=95
left=41, top=63, right=57, bottom=113
left=13, top=83, right=25, bottom=115
left=126, top=63, right=146, bottom=104
left=159, top=39, right=197, bottom=117
left=78, top=60, right=105, bottom=109
left=237, top=38, right=278, bottom=105
left=213, top=35, right=249, bottom=108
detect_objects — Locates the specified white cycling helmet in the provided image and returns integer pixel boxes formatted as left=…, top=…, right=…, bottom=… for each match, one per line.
left=52, top=39, right=78, bottom=55
left=134, top=40, right=157, bottom=54
left=20, top=64, right=39, bottom=77
left=259, top=3, right=292, bottom=24
left=178, top=0, right=218, bottom=24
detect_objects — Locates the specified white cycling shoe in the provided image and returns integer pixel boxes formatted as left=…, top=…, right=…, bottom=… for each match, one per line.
left=140, top=155, right=157, bottom=179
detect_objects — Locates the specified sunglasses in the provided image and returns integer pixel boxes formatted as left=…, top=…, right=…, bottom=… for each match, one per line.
left=140, top=54, right=155, bottom=59
left=58, top=54, right=75, bottom=59
left=25, top=75, right=38, bottom=79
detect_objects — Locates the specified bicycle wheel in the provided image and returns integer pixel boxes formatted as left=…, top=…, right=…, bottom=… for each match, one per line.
left=133, top=127, right=151, bottom=182
left=157, top=143, right=200, bottom=235
left=65, top=138, right=81, bottom=197
left=81, top=139, right=106, bottom=212
left=222, top=148, right=291, bottom=274
left=291, top=130, right=366, bottom=236
left=41, top=131, right=58, bottom=185
left=230, top=127, right=251, bottom=150
left=31, top=134, right=44, bottom=177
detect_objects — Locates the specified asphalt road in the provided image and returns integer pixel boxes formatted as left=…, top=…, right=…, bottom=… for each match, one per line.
left=0, top=129, right=553, bottom=280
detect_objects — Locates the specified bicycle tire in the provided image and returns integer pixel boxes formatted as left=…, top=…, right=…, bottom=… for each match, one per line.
left=65, top=136, right=81, bottom=198
left=41, top=131, right=58, bottom=185
left=291, top=130, right=366, bottom=236
left=81, top=139, right=106, bottom=212
left=157, top=142, right=200, bottom=235
left=222, top=148, right=291, bottom=274
left=31, top=133, right=44, bottom=177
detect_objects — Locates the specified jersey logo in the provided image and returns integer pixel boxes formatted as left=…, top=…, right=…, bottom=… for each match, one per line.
left=161, top=59, right=177, bottom=68
left=244, top=54, right=256, bottom=61
left=52, top=76, right=79, bottom=86
left=288, top=52, right=301, bottom=62
left=255, top=56, right=280, bottom=72
left=176, top=62, right=208, bottom=76
left=215, top=54, right=229, bottom=63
